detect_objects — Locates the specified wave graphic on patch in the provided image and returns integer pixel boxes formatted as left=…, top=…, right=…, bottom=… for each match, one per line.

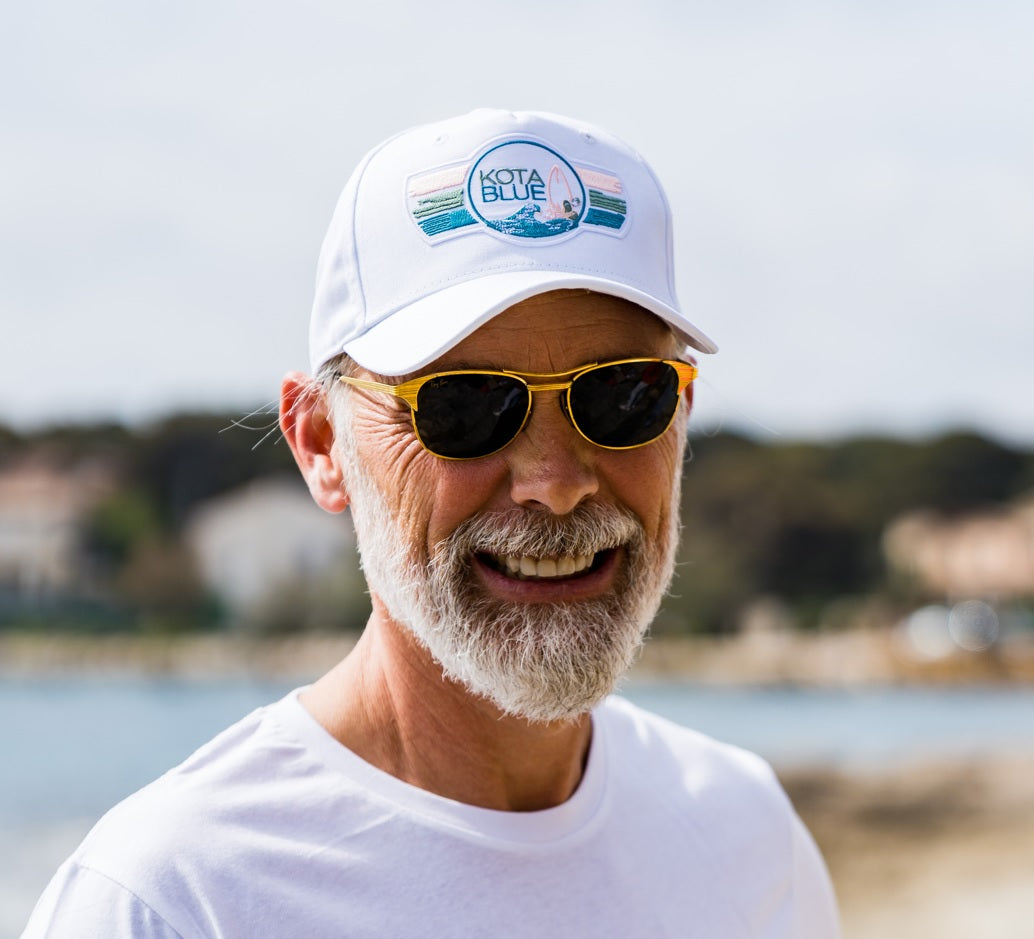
left=485, top=203, right=579, bottom=238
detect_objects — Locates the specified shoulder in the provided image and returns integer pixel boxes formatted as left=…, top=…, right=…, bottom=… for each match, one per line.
left=597, top=697, right=801, bottom=868
left=597, top=693, right=784, bottom=799
left=54, top=691, right=337, bottom=930
left=597, top=695, right=841, bottom=937
left=22, top=862, right=183, bottom=938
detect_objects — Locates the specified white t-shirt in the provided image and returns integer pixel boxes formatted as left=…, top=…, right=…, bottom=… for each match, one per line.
left=24, top=692, right=839, bottom=938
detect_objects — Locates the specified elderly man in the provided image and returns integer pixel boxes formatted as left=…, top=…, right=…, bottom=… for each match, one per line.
left=25, top=110, right=839, bottom=937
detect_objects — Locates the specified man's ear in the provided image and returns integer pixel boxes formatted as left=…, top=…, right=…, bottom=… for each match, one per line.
left=280, top=372, right=349, bottom=514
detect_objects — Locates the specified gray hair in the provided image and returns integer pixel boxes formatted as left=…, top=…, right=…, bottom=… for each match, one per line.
left=313, top=353, right=360, bottom=442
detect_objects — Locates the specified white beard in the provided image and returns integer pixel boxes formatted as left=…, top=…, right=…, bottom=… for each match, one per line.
left=336, top=406, right=682, bottom=723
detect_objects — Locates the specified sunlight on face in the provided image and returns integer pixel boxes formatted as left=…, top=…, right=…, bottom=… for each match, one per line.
left=329, top=292, right=689, bottom=721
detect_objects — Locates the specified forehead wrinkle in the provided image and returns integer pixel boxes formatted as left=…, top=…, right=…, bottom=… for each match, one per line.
left=447, top=317, right=676, bottom=374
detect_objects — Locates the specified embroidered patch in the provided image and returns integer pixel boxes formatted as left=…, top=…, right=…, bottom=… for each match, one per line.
left=407, top=139, right=628, bottom=243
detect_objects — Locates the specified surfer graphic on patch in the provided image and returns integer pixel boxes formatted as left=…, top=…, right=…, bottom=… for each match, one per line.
left=537, top=165, right=581, bottom=223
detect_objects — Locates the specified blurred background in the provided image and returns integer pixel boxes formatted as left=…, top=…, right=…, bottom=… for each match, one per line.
left=2, top=1, right=1033, bottom=936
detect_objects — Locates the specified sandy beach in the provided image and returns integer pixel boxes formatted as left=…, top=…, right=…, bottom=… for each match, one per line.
left=784, top=756, right=1034, bottom=938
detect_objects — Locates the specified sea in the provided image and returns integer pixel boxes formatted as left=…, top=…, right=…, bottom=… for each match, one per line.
left=4, top=675, right=1034, bottom=936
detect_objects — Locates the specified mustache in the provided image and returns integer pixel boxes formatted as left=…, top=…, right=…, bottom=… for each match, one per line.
left=436, top=502, right=643, bottom=560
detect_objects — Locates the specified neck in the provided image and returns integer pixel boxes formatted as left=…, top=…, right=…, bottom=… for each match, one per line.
left=301, top=603, right=594, bottom=812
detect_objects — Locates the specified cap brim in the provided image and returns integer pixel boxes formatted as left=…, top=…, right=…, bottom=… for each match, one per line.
left=343, top=271, right=718, bottom=376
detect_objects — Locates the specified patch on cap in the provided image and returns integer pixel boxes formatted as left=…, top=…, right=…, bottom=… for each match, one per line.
left=407, top=138, right=628, bottom=243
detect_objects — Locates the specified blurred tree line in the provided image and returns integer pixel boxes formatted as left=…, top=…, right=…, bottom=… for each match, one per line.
left=0, top=416, right=301, bottom=633
left=670, top=431, right=1034, bottom=634
left=1, top=416, right=1032, bottom=635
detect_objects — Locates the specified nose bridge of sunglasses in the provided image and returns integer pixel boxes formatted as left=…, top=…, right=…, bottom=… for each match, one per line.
left=512, top=379, right=586, bottom=447
left=524, top=380, right=574, bottom=394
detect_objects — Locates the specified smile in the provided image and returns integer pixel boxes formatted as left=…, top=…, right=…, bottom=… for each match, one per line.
left=480, top=551, right=606, bottom=581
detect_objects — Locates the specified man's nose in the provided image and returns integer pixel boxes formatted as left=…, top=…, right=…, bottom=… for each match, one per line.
left=505, top=396, right=600, bottom=515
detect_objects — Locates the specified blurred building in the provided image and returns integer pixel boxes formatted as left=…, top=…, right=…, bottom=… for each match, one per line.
left=0, top=457, right=115, bottom=607
left=883, top=497, right=1034, bottom=600
left=185, top=476, right=359, bottom=629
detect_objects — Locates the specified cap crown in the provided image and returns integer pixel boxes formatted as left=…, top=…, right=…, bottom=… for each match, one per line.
left=309, top=109, right=714, bottom=375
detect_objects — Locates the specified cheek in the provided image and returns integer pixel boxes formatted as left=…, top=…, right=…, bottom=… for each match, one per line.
left=358, top=421, right=506, bottom=555
left=350, top=409, right=437, bottom=544
left=421, top=459, right=509, bottom=549
left=601, top=437, right=683, bottom=535
left=386, top=449, right=440, bottom=548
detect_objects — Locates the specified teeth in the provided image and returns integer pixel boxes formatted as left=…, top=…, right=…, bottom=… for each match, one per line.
left=500, top=553, right=595, bottom=579
left=537, top=558, right=557, bottom=577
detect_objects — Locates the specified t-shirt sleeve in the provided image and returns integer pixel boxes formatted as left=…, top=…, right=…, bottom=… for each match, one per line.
left=790, top=812, right=841, bottom=939
left=21, top=860, right=184, bottom=939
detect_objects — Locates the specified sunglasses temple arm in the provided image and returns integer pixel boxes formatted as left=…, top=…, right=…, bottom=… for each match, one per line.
left=674, top=362, right=698, bottom=392
left=337, top=375, right=421, bottom=409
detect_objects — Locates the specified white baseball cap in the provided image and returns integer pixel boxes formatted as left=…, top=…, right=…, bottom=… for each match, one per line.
left=309, top=108, right=717, bottom=376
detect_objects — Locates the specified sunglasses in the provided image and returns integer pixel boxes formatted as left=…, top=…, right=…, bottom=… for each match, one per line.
left=337, top=358, right=697, bottom=461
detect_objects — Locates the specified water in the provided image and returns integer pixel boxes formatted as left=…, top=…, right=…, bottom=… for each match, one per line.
left=624, top=680, right=1034, bottom=768
left=4, top=676, right=1034, bottom=936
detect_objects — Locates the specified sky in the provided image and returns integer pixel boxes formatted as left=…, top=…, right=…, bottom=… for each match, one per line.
left=3, top=0, right=1032, bottom=445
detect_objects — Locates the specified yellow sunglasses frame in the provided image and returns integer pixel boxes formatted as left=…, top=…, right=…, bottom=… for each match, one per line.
left=337, top=358, right=698, bottom=460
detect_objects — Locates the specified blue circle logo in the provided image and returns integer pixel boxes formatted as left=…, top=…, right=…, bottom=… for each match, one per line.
left=466, top=140, right=586, bottom=240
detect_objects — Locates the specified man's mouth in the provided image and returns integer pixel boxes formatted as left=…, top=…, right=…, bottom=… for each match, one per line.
left=478, top=550, right=608, bottom=581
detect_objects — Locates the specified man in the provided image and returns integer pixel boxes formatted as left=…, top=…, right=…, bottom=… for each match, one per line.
left=25, top=109, right=839, bottom=937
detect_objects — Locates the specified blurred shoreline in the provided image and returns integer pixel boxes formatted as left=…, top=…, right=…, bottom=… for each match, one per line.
left=2, top=626, right=1033, bottom=684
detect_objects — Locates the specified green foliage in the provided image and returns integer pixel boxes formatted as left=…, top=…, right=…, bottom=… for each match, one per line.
left=84, top=489, right=162, bottom=565
left=0, top=422, right=136, bottom=469
left=131, top=415, right=298, bottom=531
left=3, top=416, right=1032, bottom=636
left=665, top=430, right=1034, bottom=632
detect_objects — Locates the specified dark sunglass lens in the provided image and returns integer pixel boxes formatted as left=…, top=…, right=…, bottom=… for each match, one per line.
left=569, top=362, right=680, bottom=448
left=414, top=374, right=529, bottom=459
